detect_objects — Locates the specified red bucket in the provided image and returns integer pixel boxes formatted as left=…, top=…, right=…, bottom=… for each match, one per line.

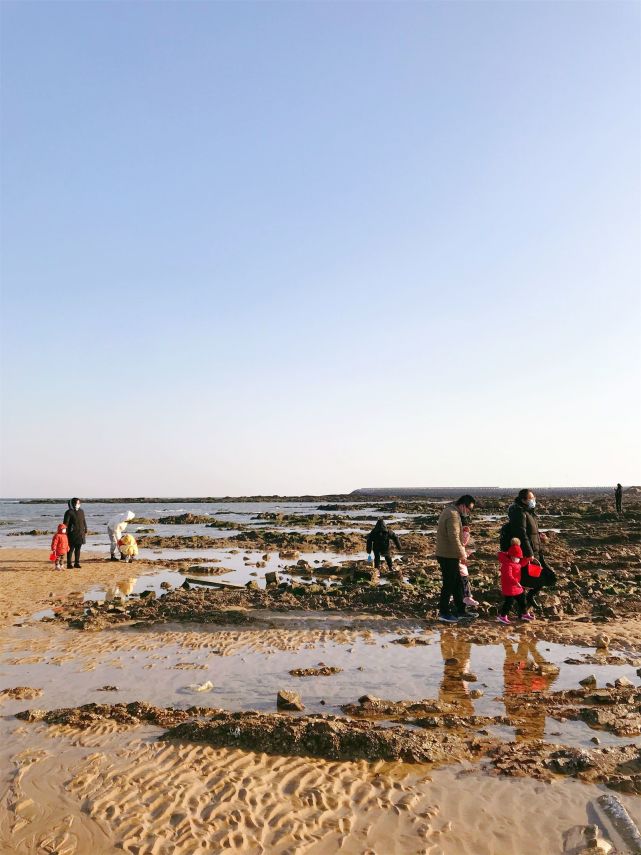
left=527, top=563, right=542, bottom=578
left=49, top=552, right=56, bottom=562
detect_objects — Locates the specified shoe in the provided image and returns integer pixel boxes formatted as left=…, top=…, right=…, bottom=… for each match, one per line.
left=463, top=596, right=479, bottom=607
left=519, top=614, right=534, bottom=621
left=66, top=565, right=72, bottom=570
left=110, top=555, right=118, bottom=561
left=438, top=614, right=459, bottom=623
left=74, top=564, right=81, bottom=569
left=496, top=615, right=511, bottom=625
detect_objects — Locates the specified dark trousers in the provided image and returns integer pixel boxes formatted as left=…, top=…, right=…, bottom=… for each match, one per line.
left=522, top=555, right=556, bottom=607
left=373, top=550, right=393, bottom=572
left=500, top=593, right=526, bottom=616
left=67, top=544, right=82, bottom=567
left=437, top=557, right=465, bottom=616
left=616, top=496, right=622, bottom=514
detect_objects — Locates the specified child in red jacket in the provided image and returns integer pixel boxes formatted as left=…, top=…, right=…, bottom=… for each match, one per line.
left=50, top=523, right=69, bottom=570
left=496, top=539, right=533, bottom=625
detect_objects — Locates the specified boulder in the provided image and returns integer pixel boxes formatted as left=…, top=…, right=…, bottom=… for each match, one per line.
left=277, top=690, right=304, bottom=711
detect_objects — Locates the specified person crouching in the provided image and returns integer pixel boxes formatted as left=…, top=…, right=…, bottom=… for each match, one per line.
left=118, top=532, right=138, bottom=563
left=50, top=523, right=69, bottom=570
left=497, top=539, right=533, bottom=625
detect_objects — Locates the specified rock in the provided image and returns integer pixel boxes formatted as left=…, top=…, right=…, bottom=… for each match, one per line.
left=358, top=694, right=380, bottom=705
left=614, top=677, right=633, bottom=688
left=245, top=581, right=260, bottom=591
left=277, top=690, right=304, bottom=711
left=462, top=672, right=478, bottom=682
left=15, top=708, right=47, bottom=721
left=160, top=581, right=172, bottom=590
left=140, top=590, right=156, bottom=599
left=289, top=665, right=343, bottom=677
left=265, top=572, right=280, bottom=587
left=96, top=685, right=119, bottom=692
left=444, top=657, right=459, bottom=666
left=579, top=675, right=598, bottom=688
left=0, top=687, right=43, bottom=702
left=186, top=681, right=214, bottom=693
left=469, top=689, right=484, bottom=699
left=595, top=634, right=610, bottom=649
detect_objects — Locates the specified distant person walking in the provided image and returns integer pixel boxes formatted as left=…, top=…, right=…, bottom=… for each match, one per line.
left=366, top=519, right=401, bottom=577
left=63, top=498, right=87, bottom=569
left=107, top=511, right=135, bottom=561
left=507, top=489, right=557, bottom=612
left=435, top=495, right=477, bottom=623
left=615, top=483, right=623, bottom=515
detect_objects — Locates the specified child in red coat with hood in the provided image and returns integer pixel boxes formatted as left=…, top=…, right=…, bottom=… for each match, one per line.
left=50, top=523, right=69, bottom=570
left=496, top=539, right=533, bottom=625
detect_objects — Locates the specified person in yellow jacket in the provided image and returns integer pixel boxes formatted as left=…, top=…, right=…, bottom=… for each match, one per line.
left=118, top=532, right=138, bottom=562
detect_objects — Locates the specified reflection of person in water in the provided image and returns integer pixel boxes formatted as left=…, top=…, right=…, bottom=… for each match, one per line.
left=502, top=639, right=559, bottom=740
left=104, top=577, right=137, bottom=600
left=439, top=630, right=474, bottom=717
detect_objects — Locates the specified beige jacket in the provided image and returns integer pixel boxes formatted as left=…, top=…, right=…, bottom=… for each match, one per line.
left=435, top=503, right=466, bottom=560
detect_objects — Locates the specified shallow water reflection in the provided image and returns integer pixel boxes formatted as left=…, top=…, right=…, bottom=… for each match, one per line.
left=1, top=617, right=639, bottom=753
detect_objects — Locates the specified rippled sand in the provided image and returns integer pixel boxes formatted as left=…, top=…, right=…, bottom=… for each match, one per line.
left=2, top=548, right=641, bottom=854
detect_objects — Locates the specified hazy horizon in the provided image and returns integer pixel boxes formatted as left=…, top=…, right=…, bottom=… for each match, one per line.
left=1, top=2, right=639, bottom=496
left=1, top=484, right=635, bottom=501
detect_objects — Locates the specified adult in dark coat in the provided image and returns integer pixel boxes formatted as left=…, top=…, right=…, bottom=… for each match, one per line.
left=63, top=497, right=87, bottom=568
left=366, top=519, right=401, bottom=574
left=615, top=483, right=623, bottom=515
left=507, top=489, right=556, bottom=610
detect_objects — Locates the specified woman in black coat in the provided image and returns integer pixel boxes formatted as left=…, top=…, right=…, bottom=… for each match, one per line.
left=63, top=497, right=87, bottom=569
left=507, top=489, right=557, bottom=610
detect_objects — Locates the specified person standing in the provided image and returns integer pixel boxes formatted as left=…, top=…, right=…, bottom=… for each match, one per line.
left=434, top=495, right=477, bottom=623
left=615, top=483, right=623, bottom=515
left=63, top=498, right=87, bottom=568
left=107, top=511, right=135, bottom=560
left=50, top=523, right=69, bottom=570
left=507, top=489, right=557, bottom=611
left=366, top=519, right=401, bottom=578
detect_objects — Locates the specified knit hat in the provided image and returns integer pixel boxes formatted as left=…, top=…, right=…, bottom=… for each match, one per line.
left=508, top=538, right=523, bottom=559
left=57, top=523, right=66, bottom=533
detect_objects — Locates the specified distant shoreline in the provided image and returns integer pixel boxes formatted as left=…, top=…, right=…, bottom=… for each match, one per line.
left=2, top=486, right=635, bottom=504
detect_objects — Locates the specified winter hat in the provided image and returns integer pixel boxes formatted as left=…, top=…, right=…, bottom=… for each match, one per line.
left=507, top=538, right=523, bottom=559
left=57, top=523, right=67, bottom=533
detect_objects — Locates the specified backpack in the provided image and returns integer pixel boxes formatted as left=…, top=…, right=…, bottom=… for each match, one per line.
left=499, top=520, right=512, bottom=552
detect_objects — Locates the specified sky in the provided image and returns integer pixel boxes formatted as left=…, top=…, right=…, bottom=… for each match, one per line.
left=0, top=1, right=640, bottom=497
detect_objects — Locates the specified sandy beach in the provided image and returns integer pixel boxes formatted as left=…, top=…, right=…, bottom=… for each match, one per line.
left=1, top=492, right=640, bottom=854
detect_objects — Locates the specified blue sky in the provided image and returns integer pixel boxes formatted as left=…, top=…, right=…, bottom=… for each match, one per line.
left=1, top=1, right=639, bottom=496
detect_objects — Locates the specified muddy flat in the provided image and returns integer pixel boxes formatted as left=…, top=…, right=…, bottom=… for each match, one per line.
left=1, top=492, right=640, bottom=854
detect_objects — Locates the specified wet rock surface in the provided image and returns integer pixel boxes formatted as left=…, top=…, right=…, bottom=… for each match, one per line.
left=489, top=741, right=641, bottom=793
left=15, top=701, right=212, bottom=729
left=163, top=712, right=493, bottom=764
left=288, top=664, right=343, bottom=677
left=0, top=686, right=43, bottom=701
left=342, top=695, right=507, bottom=730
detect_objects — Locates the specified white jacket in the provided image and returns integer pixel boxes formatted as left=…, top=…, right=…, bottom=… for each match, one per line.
left=107, top=511, right=135, bottom=538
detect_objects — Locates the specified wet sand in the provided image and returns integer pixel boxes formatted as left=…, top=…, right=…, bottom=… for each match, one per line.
left=1, top=547, right=641, bottom=854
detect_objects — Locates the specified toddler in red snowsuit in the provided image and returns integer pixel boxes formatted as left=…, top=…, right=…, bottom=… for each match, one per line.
left=496, top=539, right=533, bottom=625
left=50, top=523, right=69, bottom=570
